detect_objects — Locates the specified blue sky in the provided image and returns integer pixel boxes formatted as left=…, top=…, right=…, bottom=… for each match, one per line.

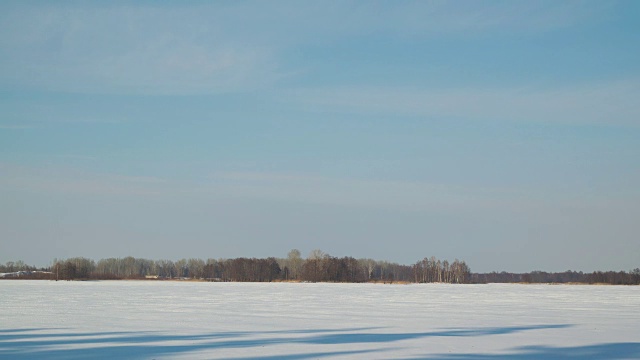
left=1, top=1, right=639, bottom=272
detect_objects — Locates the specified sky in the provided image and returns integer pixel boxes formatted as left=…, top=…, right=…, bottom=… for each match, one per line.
left=1, top=1, right=639, bottom=273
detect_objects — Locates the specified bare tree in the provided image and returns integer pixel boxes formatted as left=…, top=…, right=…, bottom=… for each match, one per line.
left=287, top=249, right=303, bottom=280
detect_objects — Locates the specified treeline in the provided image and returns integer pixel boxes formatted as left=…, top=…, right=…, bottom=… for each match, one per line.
left=1, top=250, right=471, bottom=284
left=0, top=260, right=38, bottom=273
left=4, top=254, right=637, bottom=285
left=471, top=269, right=640, bottom=285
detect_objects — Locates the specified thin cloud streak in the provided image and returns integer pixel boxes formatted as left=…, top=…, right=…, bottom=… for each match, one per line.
left=0, top=124, right=38, bottom=129
left=285, top=80, right=640, bottom=127
left=200, top=171, right=633, bottom=218
left=0, top=1, right=611, bottom=95
left=54, top=154, right=97, bottom=161
left=0, top=163, right=168, bottom=196
left=3, top=163, right=636, bottom=216
left=0, top=4, right=279, bottom=95
left=0, top=163, right=530, bottom=212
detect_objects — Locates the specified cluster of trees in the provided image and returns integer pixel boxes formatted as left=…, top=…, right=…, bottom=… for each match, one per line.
left=413, top=256, right=471, bottom=284
left=1, top=250, right=470, bottom=284
left=471, top=269, right=640, bottom=285
left=4, top=256, right=637, bottom=285
left=0, top=260, right=51, bottom=279
left=0, top=260, right=37, bottom=273
left=586, top=270, right=640, bottom=285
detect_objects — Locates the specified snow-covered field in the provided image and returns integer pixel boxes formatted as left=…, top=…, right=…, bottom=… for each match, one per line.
left=1, top=281, right=638, bottom=359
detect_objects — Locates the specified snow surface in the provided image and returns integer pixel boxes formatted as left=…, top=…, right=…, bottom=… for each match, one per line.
left=1, top=281, right=639, bottom=359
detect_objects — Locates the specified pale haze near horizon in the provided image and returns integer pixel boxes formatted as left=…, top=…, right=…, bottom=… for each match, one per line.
left=1, top=1, right=638, bottom=273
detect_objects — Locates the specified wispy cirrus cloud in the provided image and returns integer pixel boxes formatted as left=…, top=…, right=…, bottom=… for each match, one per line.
left=0, top=162, right=513, bottom=212
left=206, top=171, right=470, bottom=211
left=53, top=154, right=97, bottom=161
left=0, top=1, right=612, bottom=95
left=0, top=4, right=279, bottom=95
left=0, top=162, right=169, bottom=196
left=0, top=124, right=38, bottom=129
left=285, top=80, right=640, bottom=127
left=204, top=171, right=551, bottom=215
left=334, top=0, right=612, bottom=37
left=0, top=118, right=122, bottom=130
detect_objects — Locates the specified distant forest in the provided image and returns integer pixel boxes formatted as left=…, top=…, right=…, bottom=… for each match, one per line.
left=1, top=249, right=639, bottom=285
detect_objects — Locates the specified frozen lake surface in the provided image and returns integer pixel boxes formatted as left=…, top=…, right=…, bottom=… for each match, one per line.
left=1, top=281, right=639, bottom=359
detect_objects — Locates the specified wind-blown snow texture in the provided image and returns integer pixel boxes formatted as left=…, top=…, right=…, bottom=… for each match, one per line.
left=1, top=281, right=638, bottom=359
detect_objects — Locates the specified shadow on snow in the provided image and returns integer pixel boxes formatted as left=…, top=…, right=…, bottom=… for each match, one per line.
left=2, top=324, right=632, bottom=359
left=408, top=342, right=640, bottom=360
